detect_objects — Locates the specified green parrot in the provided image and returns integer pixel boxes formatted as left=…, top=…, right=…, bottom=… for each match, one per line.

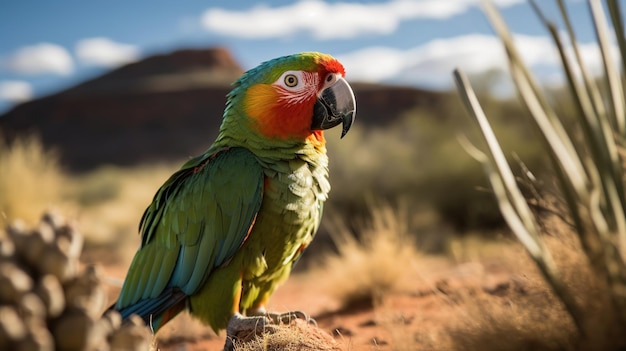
left=110, top=52, right=356, bottom=340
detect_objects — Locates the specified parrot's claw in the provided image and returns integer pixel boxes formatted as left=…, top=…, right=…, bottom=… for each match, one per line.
left=224, top=313, right=277, bottom=351
left=264, top=310, right=317, bottom=326
left=223, top=310, right=317, bottom=350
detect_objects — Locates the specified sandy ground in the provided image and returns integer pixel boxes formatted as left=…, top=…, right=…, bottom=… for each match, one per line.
left=100, top=254, right=535, bottom=351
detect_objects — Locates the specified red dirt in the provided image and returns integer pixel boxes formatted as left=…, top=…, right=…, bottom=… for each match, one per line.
left=101, top=255, right=542, bottom=351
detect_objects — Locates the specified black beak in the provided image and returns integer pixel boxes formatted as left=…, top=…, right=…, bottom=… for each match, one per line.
left=311, top=77, right=356, bottom=138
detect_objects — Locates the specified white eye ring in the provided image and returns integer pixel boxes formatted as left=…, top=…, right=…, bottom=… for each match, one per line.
left=277, top=70, right=305, bottom=90
left=284, top=74, right=298, bottom=87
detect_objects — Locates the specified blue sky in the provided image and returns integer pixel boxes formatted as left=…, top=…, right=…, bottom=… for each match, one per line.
left=0, top=0, right=610, bottom=113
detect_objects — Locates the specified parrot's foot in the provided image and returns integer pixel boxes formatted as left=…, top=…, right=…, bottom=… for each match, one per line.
left=260, top=310, right=317, bottom=327
left=224, top=313, right=277, bottom=351
left=223, top=310, right=317, bottom=350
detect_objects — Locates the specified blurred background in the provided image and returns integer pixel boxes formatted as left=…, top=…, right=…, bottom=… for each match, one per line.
left=0, top=0, right=610, bottom=259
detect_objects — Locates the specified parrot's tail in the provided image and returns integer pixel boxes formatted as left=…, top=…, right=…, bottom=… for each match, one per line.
left=106, top=288, right=188, bottom=332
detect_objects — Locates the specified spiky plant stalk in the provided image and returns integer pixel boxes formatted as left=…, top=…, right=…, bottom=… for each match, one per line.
left=454, top=0, right=626, bottom=336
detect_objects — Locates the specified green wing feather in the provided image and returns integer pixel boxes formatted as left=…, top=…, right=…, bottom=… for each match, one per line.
left=116, top=147, right=264, bottom=308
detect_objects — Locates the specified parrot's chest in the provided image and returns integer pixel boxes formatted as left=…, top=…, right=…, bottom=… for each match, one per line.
left=242, top=157, right=329, bottom=280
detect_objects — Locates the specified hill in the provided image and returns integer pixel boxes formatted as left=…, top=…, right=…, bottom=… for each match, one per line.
left=0, top=47, right=447, bottom=171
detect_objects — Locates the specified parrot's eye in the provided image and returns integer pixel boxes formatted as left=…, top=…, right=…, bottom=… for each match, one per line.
left=284, top=74, right=298, bottom=87
left=274, top=70, right=315, bottom=96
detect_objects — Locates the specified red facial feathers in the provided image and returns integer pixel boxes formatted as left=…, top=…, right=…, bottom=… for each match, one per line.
left=243, top=55, right=345, bottom=145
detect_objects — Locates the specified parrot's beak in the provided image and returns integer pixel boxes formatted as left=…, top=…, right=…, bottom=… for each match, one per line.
left=312, top=77, right=356, bottom=138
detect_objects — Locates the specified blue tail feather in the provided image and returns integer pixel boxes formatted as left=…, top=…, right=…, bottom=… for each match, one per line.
left=108, top=288, right=187, bottom=332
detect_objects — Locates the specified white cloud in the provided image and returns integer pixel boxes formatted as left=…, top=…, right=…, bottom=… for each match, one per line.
left=201, top=0, right=525, bottom=40
left=0, top=80, right=33, bottom=103
left=1, top=43, right=73, bottom=75
left=338, top=34, right=565, bottom=88
left=75, top=37, right=140, bottom=68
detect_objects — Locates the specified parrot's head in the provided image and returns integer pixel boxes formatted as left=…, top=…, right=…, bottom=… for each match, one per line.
left=223, top=52, right=356, bottom=146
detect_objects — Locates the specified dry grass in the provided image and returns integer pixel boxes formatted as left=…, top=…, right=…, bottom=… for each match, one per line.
left=341, top=206, right=624, bottom=351
left=0, top=134, right=178, bottom=255
left=313, top=203, right=422, bottom=311
left=232, top=320, right=342, bottom=351
left=0, top=133, right=179, bottom=266
left=444, top=213, right=624, bottom=351
left=66, top=163, right=177, bottom=259
left=0, top=135, right=66, bottom=229
left=444, top=253, right=577, bottom=350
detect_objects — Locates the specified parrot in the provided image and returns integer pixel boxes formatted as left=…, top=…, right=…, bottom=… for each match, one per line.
left=108, top=52, right=356, bottom=344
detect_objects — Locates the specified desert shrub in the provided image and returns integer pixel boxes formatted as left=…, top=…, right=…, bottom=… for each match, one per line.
left=455, top=0, right=626, bottom=347
left=0, top=135, right=65, bottom=229
left=313, top=203, right=421, bottom=310
left=442, top=212, right=623, bottom=351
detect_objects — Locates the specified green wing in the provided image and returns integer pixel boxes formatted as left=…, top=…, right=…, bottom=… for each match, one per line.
left=116, top=147, right=263, bottom=308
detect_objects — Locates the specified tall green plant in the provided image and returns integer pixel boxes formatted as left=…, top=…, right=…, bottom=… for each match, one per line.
left=454, top=0, right=626, bottom=336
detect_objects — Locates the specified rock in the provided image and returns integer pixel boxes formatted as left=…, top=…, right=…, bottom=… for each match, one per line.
left=0, top=262, right=33, bottom=304
left=0, top=306, right=26, bottom=346
left=18, top=293, right=47, bottom=322
left=64, top=265, right=106, bottom=318
left=51, top=309, right=105, bottom=351
left=35, top=275, right=66, bottom=318
left=108, top=315, right=153, bottom=351
left=1, top=212, right=153, bottom=351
